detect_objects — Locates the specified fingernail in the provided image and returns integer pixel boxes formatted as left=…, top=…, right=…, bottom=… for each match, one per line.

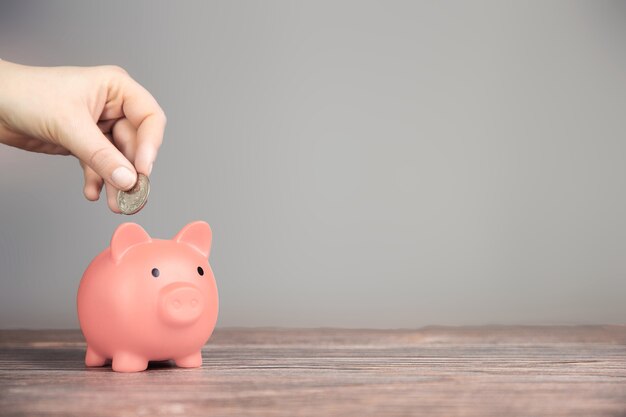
left=111, top=167, right=136, bottom=189
left=146, top=162, right=154, bottom=176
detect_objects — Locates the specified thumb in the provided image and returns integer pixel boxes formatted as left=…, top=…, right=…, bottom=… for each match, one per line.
left=57, top=114, right=137, bottom=190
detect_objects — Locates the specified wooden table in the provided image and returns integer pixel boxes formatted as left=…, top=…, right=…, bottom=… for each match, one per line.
left=1, top=326, right=625, bottom=416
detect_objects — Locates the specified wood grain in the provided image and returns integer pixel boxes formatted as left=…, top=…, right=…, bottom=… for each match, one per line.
left=1, top=326, right=625, bottom=417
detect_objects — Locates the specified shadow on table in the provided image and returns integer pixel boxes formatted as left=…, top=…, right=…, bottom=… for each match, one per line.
left=1, top=347, right=177, bottom=372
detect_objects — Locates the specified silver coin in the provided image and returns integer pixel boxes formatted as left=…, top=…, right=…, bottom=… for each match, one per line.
left=117, top=173, right=150, bottom=215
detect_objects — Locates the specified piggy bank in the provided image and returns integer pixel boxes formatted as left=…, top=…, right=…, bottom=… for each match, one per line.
left=77, top=221, right=218, bottom=372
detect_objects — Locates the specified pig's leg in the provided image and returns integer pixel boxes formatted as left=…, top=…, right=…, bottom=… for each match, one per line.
left=175, top=351, right=203, bottom=368
left=85, top=346, right=106, bottom=367
left=112, top=352, right=149, bottom=372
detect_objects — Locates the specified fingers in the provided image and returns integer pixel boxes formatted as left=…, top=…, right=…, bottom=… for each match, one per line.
left=134, top=113, right=164, bottom=176
left=57, top=111, right=137, bottom=191
left=111, top=118, right=137, bottom=164
left=97, top=119, right=118, bottom=135
left=80, top=161, right=104, bottom=201
left=120, top=78, right=166, bottom=176
left=104, top=181, right=121, bottom=213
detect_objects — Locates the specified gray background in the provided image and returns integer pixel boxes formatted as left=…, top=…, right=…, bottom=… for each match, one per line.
left=1, top=1, right=625, bottom=329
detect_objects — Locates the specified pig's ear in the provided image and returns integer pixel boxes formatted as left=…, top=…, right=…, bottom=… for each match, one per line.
left=110, top=223, right=152, bottom=263
left=174, top=221, right=212, bottom=257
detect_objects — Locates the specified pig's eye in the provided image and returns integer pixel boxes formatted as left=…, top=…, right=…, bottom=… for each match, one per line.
left=197, top=266, right=204, bottom=276
left=151, top=268, right=160, bottom=278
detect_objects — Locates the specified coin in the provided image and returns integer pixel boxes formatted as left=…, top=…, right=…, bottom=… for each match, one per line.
left=117, top=173, right=150, bottom=215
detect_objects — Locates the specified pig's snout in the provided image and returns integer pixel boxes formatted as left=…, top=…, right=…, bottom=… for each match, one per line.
left=158, top=284, right=204, bottom=326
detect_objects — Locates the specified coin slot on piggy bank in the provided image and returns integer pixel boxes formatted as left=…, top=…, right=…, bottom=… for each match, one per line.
left=76, top=221, right=218, bottom=372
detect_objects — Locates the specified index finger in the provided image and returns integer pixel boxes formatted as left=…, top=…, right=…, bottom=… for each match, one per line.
left=120, top=77, right=166, bottom=176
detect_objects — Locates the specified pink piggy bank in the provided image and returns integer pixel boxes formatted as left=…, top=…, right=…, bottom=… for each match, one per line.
left=77, top=221, right=218, bottom=372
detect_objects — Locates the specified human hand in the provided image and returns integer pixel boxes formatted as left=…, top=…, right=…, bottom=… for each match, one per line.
left=0, top=60, right=166, bottom=213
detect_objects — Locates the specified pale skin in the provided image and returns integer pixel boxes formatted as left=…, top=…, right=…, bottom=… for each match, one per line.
left=0, top=59, right=166, bottom=213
